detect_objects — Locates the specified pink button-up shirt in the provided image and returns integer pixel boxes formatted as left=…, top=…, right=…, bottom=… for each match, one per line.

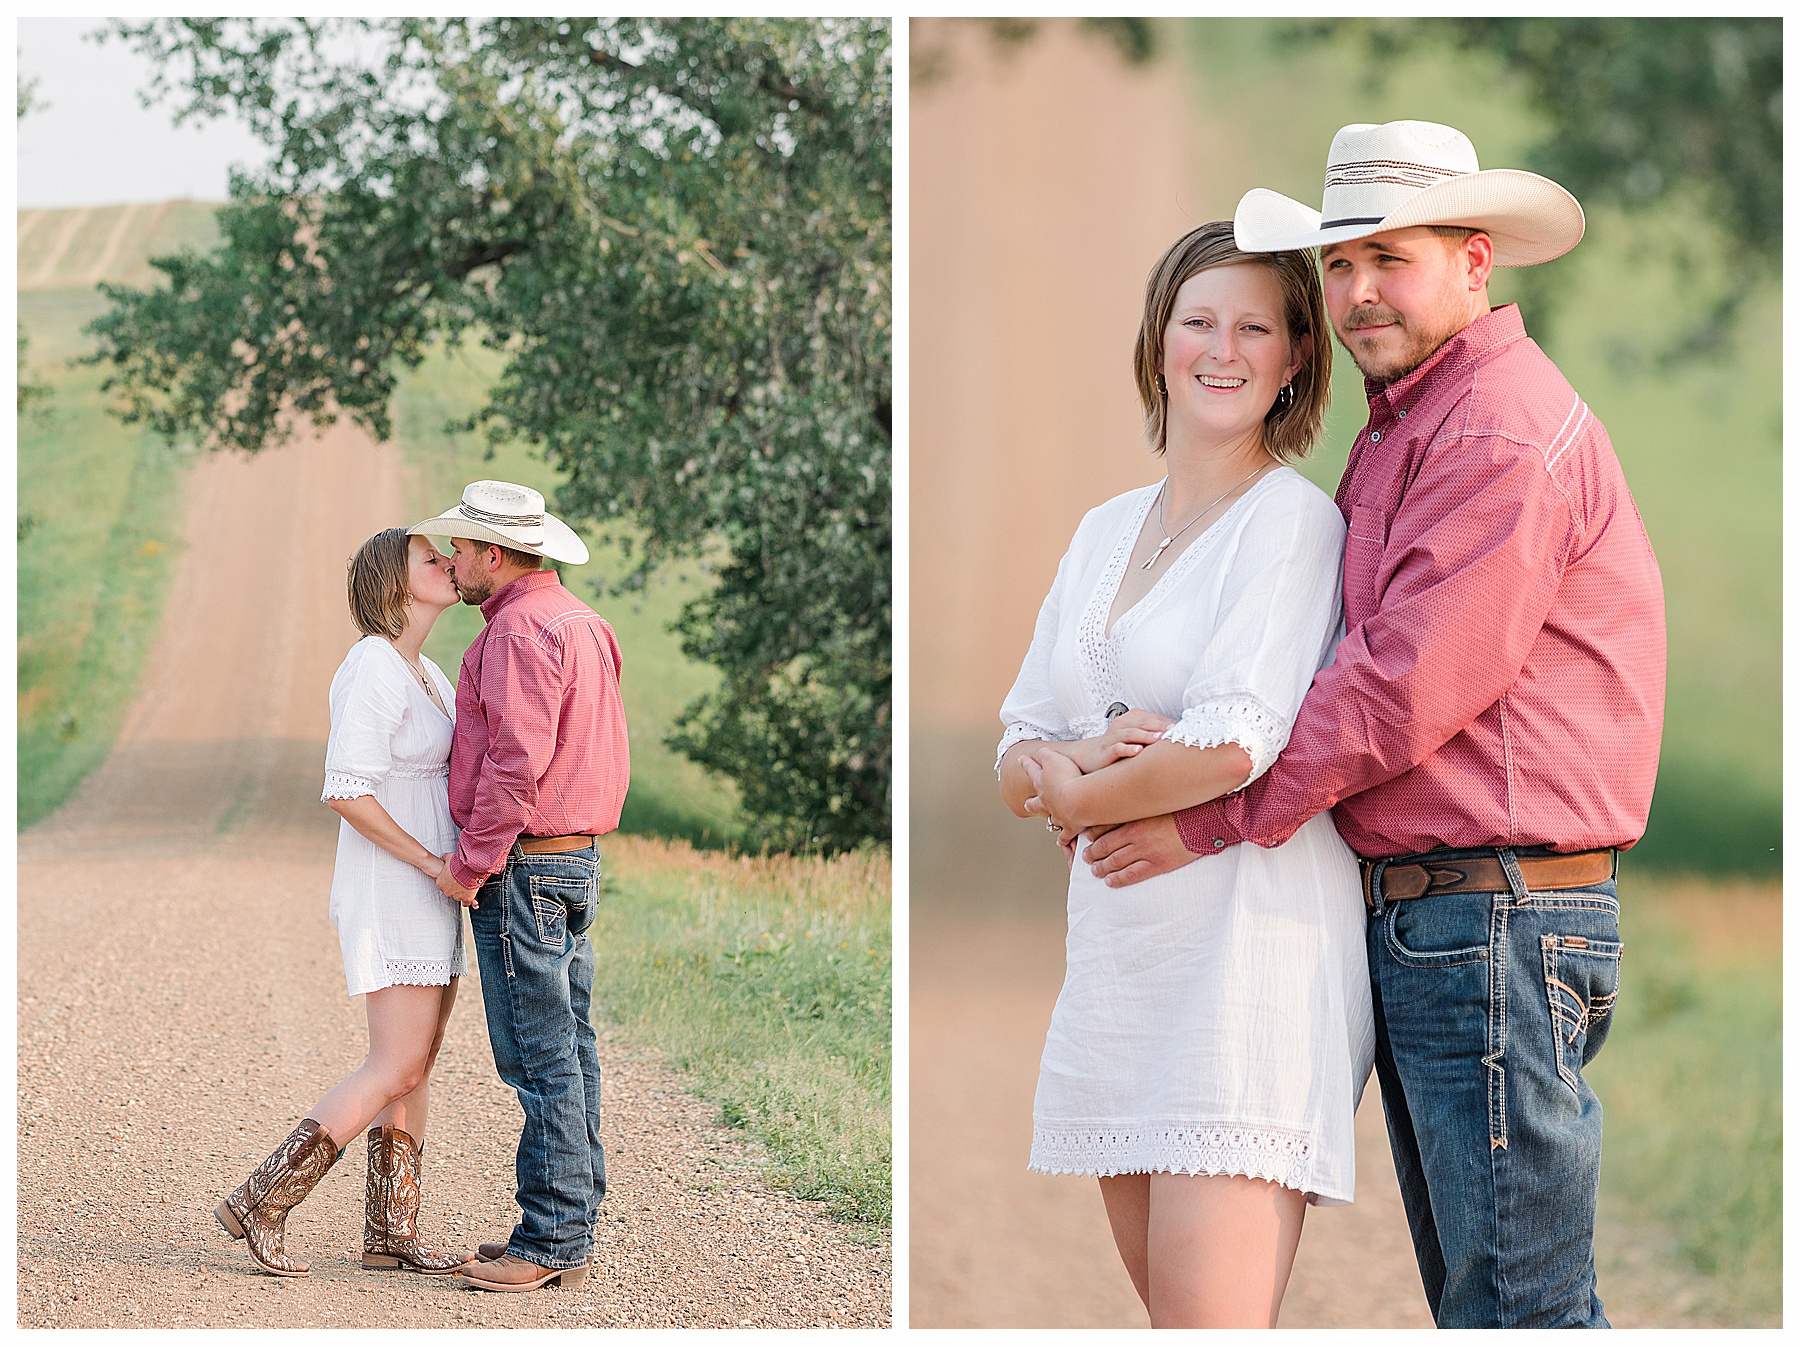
left=1175, top=305, right=1666, bottom=860
left=448, top=569, right=631, bottom=889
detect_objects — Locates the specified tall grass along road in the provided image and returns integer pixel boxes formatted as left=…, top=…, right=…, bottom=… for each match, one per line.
left=16, top=422, right=889, bottom=1327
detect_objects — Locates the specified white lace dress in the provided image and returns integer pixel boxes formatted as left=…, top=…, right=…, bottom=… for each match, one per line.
left=999, top=469, right=1375, bottom=1205
left=321, top=635, right=466, bottom=997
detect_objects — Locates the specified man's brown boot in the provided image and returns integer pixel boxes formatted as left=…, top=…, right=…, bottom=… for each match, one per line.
left=214, top=1118, right=342, bottom=1277
left=461, top=1252, right=590, bottom=1292
left=362, top=1124, right=474, bottom=1274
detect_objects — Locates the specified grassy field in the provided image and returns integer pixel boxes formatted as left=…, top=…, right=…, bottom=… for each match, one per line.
left=1591, top=870, right=1781, bottom=1323
left=592, top=834, right=892, bottom=1234
left=1180, top=21, right=1780, bottom=876
left=17, top=288, right=193, bottom=828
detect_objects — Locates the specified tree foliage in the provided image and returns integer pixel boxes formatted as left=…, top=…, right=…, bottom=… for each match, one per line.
left=1287, top=18, right=1781, bottom=351
left=87, top=18, right=891, bottom=853
left=912, top=16, right=1156, bottom=87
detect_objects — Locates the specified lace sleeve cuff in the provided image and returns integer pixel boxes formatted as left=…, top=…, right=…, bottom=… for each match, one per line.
left=322, top=769, right=380, bottom=801
left=995, top=722, right=1079, bottom=777
left=1161, top=696, right=1289, bottom=783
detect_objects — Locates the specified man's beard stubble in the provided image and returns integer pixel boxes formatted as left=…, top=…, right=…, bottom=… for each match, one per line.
left=453, top=574, right=492, bottom=606
left=1334, top=303, right=1462, bottom=387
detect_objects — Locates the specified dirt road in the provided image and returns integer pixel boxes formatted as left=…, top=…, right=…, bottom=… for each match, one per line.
left=17, top=425, right=889, bottom=1328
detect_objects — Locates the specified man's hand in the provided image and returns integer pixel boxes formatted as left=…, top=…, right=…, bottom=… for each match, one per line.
left=436, top=857, right=480, bottom=909
left=1081, top=814, right=1202, bottom=888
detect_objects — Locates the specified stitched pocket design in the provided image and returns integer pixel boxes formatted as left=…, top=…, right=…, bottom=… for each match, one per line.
left=1541, top=933, right=1624, bottom=1091
left=528, top=872, right=593, bottom=945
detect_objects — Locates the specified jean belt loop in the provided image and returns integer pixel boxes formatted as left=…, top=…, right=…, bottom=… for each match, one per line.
left=1495, top=846, right=1530, bottom=906
left=1370, top=858, right=1389, bottom=915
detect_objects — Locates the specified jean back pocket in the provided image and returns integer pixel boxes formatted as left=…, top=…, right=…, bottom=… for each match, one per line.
left=1541, top=933, right=1623, bottom=1090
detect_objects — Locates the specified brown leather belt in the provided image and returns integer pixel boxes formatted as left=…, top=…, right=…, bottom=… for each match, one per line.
left=1361, top=849, right=1614, bottom=910
left=517, top=833, right=597, bottom=855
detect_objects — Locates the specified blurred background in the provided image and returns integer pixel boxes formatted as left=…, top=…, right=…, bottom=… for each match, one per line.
left=910, top=17, right=1778, bottom=1328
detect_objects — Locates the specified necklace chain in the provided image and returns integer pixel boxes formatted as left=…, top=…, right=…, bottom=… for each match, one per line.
left=390, top=641, right=444, bottom=709
left=1142, top=461, right=1274, bottom=571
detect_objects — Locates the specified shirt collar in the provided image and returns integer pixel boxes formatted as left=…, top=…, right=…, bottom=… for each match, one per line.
left=480, top=566, right=560, bottom=621
left=1365, top=303, right=1528, bottom=420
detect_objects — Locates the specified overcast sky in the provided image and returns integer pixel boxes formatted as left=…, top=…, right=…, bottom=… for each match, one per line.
left=18, top=18, right=271, bottom=209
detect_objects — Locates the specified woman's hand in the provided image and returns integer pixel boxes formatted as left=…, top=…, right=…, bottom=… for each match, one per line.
left=416, top=853, right=446, bottom=881
left=1063, top=709, right=1176, bottom=774
left=1020, top=749, right=1085, bottom=833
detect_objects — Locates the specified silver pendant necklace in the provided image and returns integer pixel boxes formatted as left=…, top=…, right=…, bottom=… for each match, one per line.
left=1142, top=461, right=1273, bottom=570
left=391, top=641, right=443, bottom=709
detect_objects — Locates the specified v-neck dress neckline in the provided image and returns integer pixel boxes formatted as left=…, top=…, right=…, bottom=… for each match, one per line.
left=1075, top=469, right=1289, bottom=735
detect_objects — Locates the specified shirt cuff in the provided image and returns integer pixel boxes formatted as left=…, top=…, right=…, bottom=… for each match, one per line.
left=450, top=855, right=493, bottom=892
left=1174, top=798, right=1239, bottom=856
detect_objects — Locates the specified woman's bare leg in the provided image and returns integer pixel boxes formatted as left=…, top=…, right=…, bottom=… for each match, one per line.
left=1146, top=1173, right=1307, bottom=1328
left=373, top=978, right=459, bottom=1141
left=1098, top=1174, right=1153, bottom=1312
left=307, top=983, right=447, bottom=1148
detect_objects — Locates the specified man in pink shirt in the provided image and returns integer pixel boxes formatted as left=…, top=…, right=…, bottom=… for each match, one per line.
left=408, top=479, right=630, bottom=1293
left=1062, top=123, right=1665, bottom=1326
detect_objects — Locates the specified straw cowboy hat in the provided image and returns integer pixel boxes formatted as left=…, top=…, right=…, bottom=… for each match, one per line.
left=1233, top=120, right=1585, bottom=267
left=407, top=479, right=590, bottom=565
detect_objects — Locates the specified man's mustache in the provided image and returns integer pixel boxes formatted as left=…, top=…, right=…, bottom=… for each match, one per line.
left=1341, top=305, right=1405, bottom=331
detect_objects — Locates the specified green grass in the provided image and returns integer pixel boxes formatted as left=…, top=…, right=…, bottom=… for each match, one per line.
left=18, top=288, right=194, bottom=828
left=590, top=834, right=892, bottom=1235
left=1177, top=21, right=1780, bottom=874
left=388, top=340, right=744, bottom=849
left=1589, top=871, right=1781, bottom=1322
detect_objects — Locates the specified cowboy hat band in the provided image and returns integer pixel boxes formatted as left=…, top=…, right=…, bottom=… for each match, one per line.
left=1233, top=120, right=1585, bottom=268
left=459, top=500, right=545, bottom=530
left=407, top=479, right=590, bottom=565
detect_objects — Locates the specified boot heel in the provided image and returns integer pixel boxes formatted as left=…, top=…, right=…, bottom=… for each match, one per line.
left=554, top=1263, right=590, bottom=1289
left=215, top=1201, right=246, bottom=1239
left=362, top=1252, right=403, bottom=1269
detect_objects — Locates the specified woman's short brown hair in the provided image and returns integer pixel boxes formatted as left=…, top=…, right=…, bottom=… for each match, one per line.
left=346, top=527, right=414, bottom=639
left=1132, top=221, right=1331, bottom=463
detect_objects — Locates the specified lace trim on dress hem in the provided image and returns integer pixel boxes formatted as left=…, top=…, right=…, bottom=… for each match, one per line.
left=1027, top=1121, right=1316, bottom=1190
left=382, top=953, right=465, bottom=986
left=322, top=769, right=378, bottom=801
left=1161, top=696, right=1290, bottom=781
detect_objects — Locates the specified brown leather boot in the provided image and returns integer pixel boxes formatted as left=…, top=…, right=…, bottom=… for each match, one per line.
left=460, top=1252, right=590, bottom=1292
left=362, top=1124, right=473, bottom=1274
left=214, top=1119, right=342, bottom=1277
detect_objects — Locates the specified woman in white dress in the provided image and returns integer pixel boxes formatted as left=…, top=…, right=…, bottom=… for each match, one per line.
left=998, top=221, right=1375, bottom=1327
left=214, top=528, right=475, bottom=1279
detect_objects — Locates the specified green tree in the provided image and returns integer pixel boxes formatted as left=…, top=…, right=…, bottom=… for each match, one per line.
left=1287, top=18, right=1781, bottom=354
left=87, top=18, right=891, bottom=852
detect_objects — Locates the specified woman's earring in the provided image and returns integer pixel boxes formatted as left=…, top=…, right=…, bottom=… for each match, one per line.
left=1276, top=382, right=1294, bottom=411
left=1155, top=372, right=1168, bottom=396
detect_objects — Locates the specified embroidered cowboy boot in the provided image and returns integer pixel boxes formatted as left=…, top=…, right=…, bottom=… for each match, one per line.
left=214, top=1118, right=342, bottom=1277
left=362, top=1123, right=473, bottom=1273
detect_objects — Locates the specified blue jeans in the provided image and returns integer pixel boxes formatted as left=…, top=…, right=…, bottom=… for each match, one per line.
left=469, top=840, right=606, bottom=1270
left=1366, top=847, right=1622, bottom=1328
